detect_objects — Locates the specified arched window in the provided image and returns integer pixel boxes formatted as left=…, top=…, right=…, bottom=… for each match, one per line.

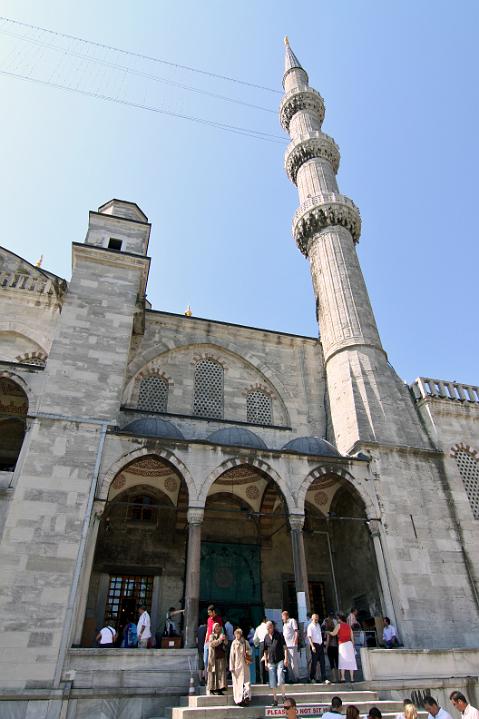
left=247, top=390, right=272, bottom=425
left=138, top=375, right=168, bottom=413
left=193, top=359, right=223, bottom=419
left=454, top=449, right=479, bottom=519
left=0, top=378, right=28, bottom=471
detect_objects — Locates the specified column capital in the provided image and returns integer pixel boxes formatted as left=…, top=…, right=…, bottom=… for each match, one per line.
left=289, top=514, right=305, bottom=531
left=187, top=507, right=204, bottom=525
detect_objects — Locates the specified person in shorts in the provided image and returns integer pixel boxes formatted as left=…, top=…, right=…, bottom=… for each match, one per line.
left=262, top=620, right=288, bottom=707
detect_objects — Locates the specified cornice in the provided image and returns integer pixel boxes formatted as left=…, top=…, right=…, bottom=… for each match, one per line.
left=292, top=193, right=361, bottom=254
left=285, top=133, right=340, bottom=184
left=279, top=87, right=325, bottom=132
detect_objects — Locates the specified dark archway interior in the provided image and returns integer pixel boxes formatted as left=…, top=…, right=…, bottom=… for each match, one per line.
left=0, top=377, right=28, bottom=470
left=304, top=477, right=382, bottom=625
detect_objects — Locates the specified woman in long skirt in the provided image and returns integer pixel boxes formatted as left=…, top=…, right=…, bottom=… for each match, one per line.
left=229, top=628, right=252, bottom=706
left=207, top=623, right=228, bottom=695
left=327, top=613, right=357, bottom=682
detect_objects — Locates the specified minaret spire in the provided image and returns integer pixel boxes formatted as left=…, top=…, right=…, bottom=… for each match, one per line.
left=280, top=40, right=428, bottom=452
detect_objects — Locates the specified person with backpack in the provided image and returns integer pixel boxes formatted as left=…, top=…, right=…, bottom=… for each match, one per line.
left=96, top=624, right=117, bottom=647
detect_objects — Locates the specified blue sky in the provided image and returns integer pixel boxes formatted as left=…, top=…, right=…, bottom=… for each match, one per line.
left=0, top=0, right=477, bottom=384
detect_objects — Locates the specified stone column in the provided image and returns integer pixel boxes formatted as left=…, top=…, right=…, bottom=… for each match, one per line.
left=368, top=519, right=397, bottom=627
left=184, top=507, right=204, bottom=648
left=289, top=514, right=310, bottom=619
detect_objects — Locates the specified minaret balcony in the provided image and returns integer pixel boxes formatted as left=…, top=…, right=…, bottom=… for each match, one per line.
left=284, top=132, right=340, bottom=184
left=292, top=193, right=361, bottom=255
left=279, top=87, right=325, bottom=132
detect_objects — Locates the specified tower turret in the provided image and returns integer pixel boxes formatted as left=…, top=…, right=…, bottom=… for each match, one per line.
left=281, top=40, right=429, bottom=452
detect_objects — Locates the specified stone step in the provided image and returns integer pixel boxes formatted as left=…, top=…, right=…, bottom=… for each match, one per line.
left=169, top=699, right=414, bottom=719
left=195, top=684, right=375, bottom=697
left=186, top=690, right=380, bottom=708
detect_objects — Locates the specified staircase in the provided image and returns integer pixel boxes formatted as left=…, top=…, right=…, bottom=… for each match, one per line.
left=162, top=682, right=425, bottom=719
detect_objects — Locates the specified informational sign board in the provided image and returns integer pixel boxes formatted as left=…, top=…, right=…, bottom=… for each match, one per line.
left=265, top=704, right=328, bottom=717
left=265, top=608, right=282, bottom=626
left=296, top=591, right=308, bottom=624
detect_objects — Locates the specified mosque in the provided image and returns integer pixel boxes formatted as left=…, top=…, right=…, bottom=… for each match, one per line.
left=0, top=39, right=478, bottom=718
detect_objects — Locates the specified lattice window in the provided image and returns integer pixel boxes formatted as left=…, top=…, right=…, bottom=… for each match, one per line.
left=104, top=574, right=153, bottom=628
left=193, top=359, right=223, bottom=419
left=247, top=390, right=272, bottom=425
left=138, top=376, right=168, bottom=412
left=455, top=450, right=479, bottom=519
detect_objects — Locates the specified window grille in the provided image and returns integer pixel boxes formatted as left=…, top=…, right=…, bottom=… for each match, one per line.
left=247, top=390, right=272, bottom=425
left=16, top=353, right=46, bottom=367
left=104, top=574, right=153, bottom=628
left=138, top=376, right=168, bottom=412
left=455, top=450, right=479, bottom=519
left=193, top=360, right=223, bottom=419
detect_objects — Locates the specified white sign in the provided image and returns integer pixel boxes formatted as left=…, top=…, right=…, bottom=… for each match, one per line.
left=297, top=592, right=308, bottom=623
left=265, top=704, right=328, bottom=717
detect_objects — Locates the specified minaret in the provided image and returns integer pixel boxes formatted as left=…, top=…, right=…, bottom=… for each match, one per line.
left=281, top=39, right=429, bottom=452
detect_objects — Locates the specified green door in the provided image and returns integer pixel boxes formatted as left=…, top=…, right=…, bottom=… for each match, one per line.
left=200, top=542, right=263, bottom=629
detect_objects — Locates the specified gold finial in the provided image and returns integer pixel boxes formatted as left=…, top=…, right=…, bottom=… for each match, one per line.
left=35, top=255, right=43, bottom=268
left=284, top=35, right=289, bottom=46
left=184, top=304, right=192, bottom=317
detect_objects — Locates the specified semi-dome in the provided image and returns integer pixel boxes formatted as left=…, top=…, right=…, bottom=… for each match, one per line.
left=122, top=417, right=184, bottom=440
left=207, top=427, right=267, bottom=450
left=281, top=436, right=341, bottom=457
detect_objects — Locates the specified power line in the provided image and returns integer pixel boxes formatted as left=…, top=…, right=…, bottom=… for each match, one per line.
left=0, top=15, right=281, bottom=95
left=0, top=69, right=286, bottom=143
left=0, top=26, right=276, bottom=115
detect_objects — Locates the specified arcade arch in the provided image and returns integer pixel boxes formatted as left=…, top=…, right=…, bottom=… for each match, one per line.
left=81, top=454, right=189, bottom=646
left=303, top=471, right=383, bottom=631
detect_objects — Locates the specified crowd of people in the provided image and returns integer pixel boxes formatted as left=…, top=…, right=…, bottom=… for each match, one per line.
left=283, top=693, right=479, bottom=719
left=195, top=605, right=403, bottom=707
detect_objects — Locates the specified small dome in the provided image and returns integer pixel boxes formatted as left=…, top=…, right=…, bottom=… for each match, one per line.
left=122, top=417, right=184, bottom=440
left=282, top=436, right=341, bottom=457
left=207, top=427, right=267, bottom=450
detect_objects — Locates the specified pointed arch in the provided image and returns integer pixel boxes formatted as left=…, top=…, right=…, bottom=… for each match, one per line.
left=198, top=456, right=295, bottom=513
left=98, top=446, right=194, bottom=501
left=296, top=464, right=375, bottom=518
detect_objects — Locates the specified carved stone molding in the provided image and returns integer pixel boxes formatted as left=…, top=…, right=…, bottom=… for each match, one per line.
left=279, top=88, right=325, bottom=132
left=187, top=507, right=204, bottom=525
left=292, top=194, right=361, bottom=255
left=285, top=133, right=340, bottom=184
left=289, top=514, right=305, bottom=531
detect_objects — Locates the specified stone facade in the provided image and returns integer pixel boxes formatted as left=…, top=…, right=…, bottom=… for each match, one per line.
left=0, top=40, right=478, bottom=717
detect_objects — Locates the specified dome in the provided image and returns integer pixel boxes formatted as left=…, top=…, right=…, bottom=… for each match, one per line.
left=122, top=417, right=184, bottom=440
left=281, top=436, right=341, bottom=457
left=207, top=427, right=267, bottom=450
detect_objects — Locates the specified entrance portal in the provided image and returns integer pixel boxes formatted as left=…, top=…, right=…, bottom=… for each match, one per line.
left=200, top=541, right=263, bottom=630
left=201, top=464, right=292, bottom=631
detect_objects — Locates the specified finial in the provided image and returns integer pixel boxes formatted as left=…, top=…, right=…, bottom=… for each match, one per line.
left=184, top=304, right=192, bottom=317
left=284, top=35, right=289, bottom=46
left=35, top=255, right=43, bottom=268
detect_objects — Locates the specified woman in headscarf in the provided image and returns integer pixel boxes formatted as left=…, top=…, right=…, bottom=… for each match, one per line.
left=207, top=622, right=228, bottom=695
left=229, top=627, right=252, bottom=706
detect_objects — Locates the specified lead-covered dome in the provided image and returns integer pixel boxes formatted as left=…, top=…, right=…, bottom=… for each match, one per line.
left=282, top=436, right=341, bottom=457
left=207, top=427, right=267, bottom=450
left=122, top=417, right=184, bottom=440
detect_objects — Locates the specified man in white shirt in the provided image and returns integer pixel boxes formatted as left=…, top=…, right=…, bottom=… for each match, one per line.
left=322, top=696, right=343, bottom=719
left=382, top=616, right=399, bottom=648
left=137, top=605, right=151, bottom=648
left=450, top=691, right=479, bottom=719
left=253, top=617, right=269, bottom=683
left=282, top=610, right=299, bottom=682
left=424, top=696, right=453, bottom=719
left=306, top=613, right=329, bottom=683
left=96, top=624, right=117, bottom=647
